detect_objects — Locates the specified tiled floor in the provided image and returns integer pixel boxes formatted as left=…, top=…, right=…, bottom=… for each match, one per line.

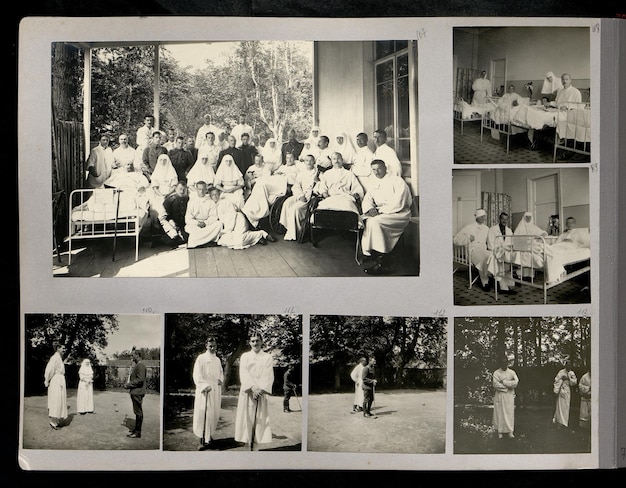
left=453, top=120, right=590, bottom=164
left=453, top=265, right=591, bottom=305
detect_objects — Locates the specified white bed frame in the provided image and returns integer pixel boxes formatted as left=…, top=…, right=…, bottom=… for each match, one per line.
left=453, top=242, right=479, bottom=289
left=493, top=234, right=590, bottom=304
left=454, top=100, right=483, bottom=135
left=553, top=101, right=592, bottom=162
left=67, top=188, right=147, bottom=264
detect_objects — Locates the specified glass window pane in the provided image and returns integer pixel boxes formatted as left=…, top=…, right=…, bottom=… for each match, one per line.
left=395, top=40, right=408, bottom=52
left=398, top=54, right=408, bottom=77
left=376, top=60, right=394, bottom=82
left=377, top=81, right=394, bottom=136
left=397, top=76, right=410, bottom=140
left=397, top=139, right=411, bottom=162
left=375, top=40, right=394, bottom=59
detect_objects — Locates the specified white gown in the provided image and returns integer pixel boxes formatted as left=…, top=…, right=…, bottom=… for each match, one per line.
left=492, top=367, right=519, bottom=434
left=279, top=168, right=317, bottom=241
left=184, top=195, right=222, bottom=248
left=44, top=352, right=68, bottom=419
left=76, top=360, right=94, bottom=414
left=234, top=350, right=275, bottom=445
left=360, top=174, right=412, bottom=256
left=192, top=350, right=224, bottom=440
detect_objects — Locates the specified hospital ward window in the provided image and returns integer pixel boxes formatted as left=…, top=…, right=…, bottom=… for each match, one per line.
left=375, top=41, right=411, bottom=162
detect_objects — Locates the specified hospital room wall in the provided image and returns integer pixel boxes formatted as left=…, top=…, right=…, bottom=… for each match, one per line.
left=475, top=27, right=590, bottom=85
left=479, top=168, right=590, bottom=227
left=315, top=41, right=374, bottom=147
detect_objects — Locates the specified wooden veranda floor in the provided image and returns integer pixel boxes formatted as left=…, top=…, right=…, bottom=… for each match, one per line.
left=53, top=227, right=419, bottom=278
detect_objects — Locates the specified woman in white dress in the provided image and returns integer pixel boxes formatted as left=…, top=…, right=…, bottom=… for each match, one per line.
left=492, top=355, right=519, bottom=439
left=211, top=187, right=271, bottom=249
left=213, top=154, right=245, bottom=210
left=149, top=154, right=179, bottom=225
left=187, top=155, right=216, bottom=200
left=76, top=358, right=95, bottom=414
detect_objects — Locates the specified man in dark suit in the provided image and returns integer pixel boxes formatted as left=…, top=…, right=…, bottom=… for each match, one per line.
left=217, top=135, right=244, bottom=174
left=361, top=355, right=378, bottom=418
left=282, top=364, right=296, bottom=413
left=125, top=348, right=147, bottom=438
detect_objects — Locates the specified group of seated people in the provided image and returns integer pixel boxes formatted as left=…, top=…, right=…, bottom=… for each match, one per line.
left=82, top=115, right=413, bottom=275
left=454, top=208, right=587, bottom=294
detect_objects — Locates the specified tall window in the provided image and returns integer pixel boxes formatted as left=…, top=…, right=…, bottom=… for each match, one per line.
left=375, top=40, right=412, bottom=162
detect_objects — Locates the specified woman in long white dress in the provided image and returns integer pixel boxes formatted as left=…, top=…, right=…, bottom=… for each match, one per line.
left=332, top=132, right=357, bottom=168
left=210, top=186, right=270, bottom=249
left=471, top=70, right=492, bottom=106
left=149, top=154, right=179, bottom=226
left=44, top=342, right=68, bottom=429
left=213, top=154, right=245, bottom=210
left=187, top=155, right=216, bottom=200
left=552, top=362, right=577, bottom=428
left=261, top=138, right=282, bottom=172
left=513, top=211, right=548, bottom=278
left=76, top=358, right=95, bottom=414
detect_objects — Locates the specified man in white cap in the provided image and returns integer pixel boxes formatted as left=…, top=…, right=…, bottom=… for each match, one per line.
left=453, top=208, right=492, bottom=291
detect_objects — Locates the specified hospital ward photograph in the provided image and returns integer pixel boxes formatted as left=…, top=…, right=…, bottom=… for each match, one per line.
left=307, top=315, right=447, bottom=454
left=453, top=26, right=591, bottom=164
left=50, top=39, right=420, bottom=278
left=453, top=316, right=592, bottom=455
left=162, top=313, right=302, bottom=452
left=452, top=167, right=591, bottom=305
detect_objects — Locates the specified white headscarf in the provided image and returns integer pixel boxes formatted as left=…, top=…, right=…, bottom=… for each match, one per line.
left=514, top=212, right=546, bottom=236
left=541, top=71, right=563, bottom=95
left=151, top=154, right=178, bottom=186
left=79, top=359, right=94, bottom=378
left=262, top=138, right=282, bottom=169
left=187, top=155, right=216, bottom=188
left=214, top=154, right=244, bottom=184
left=305, top=126, right=321, bottom=147
left=332, top=132, right=357, bottom=165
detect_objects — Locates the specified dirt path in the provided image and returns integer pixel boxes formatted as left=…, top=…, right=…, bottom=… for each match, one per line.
left=22, top=390, right=161, bottom=450
left=163, top=394, right=302, bottom=451
left=307, top=389, right=446, bottom=453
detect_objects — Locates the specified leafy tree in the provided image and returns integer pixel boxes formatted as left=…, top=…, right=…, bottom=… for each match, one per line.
left=114, top=347, right=161, bottom=360
left=24, top=314, right=120, bottom=394
left=165, top=313, right=302, bottom=393
left=309, top=316, right=446, bottom=389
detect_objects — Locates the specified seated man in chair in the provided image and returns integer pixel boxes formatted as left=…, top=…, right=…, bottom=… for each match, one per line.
left=361, top=159, right=412, bottom=275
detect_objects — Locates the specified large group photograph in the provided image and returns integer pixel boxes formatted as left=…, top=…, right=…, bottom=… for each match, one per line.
left=453, top=26, right=591, bottom=164
left=163, top=313, right=302, bottom=451
left=21, top=314, right=162, bottom=450
left=307, top=315, right=447, bottom=454
left=454, top=316, right=591, bottom=455
left=50, top=39, right=419, bottom=278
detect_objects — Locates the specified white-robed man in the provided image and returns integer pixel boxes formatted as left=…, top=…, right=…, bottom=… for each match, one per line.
left=184, top=181, right=222, bottom=248
left=552, top=361, right=577, bottom=428
left=372, top=129, right=402, bottom=178
left=195, top=113, right=224, bottom=149
left=193, top=336, right=224, bottom=449
left=351, top=132, right=375, bottom=191
left=555, top=73, right=582, bottom=105
left=361, top=159, right=412, bottom=276
left=492, top=354, right=519, bottom=439
left=350, top=357, right=367, bottom=413
left=234, top=332, right=275, bottom=448
left=315, top=152, right=364, bottom=216
left=86, top=134, right=114, bottom=189
left=453, top=208, right=492, bottom=291
left=279, top=154, right=318, bottom=241
left=486, top=211, right=516, bottom=294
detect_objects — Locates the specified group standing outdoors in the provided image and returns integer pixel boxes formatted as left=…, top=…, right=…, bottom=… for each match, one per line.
left=489, top=356, right=591, bottom=441
left=82, top=112, right=413, bottom=274
left=42, top=342, right=148, bottom=440
left=191, top=331, right=297, bottom=450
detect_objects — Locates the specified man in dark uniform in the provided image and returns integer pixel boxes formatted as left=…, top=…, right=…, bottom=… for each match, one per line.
left=125, top=348, right=147, bottom=438
left=361, top=355, right=378, bottom=418
left=217, top=135, right=244, bottom=174
left=281, top=129, right=304, bottom=165
left=239, top=133, right=259, bottom=175
left=283, top=364, right=296, bottom=413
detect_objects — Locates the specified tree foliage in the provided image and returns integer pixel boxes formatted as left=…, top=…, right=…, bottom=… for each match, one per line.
left=165, top=313, right=302, bottom=393
left=86, top=42, right=313, bottom=148
left=454, top=316, right=591, bottom=405
left=309, top=316, right=446, bottom=388
left=24, top=314, right=120, bottom=394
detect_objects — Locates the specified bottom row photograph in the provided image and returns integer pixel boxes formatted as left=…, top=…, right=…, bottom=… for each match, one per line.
left=21, top=313, right=591, bottom=456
